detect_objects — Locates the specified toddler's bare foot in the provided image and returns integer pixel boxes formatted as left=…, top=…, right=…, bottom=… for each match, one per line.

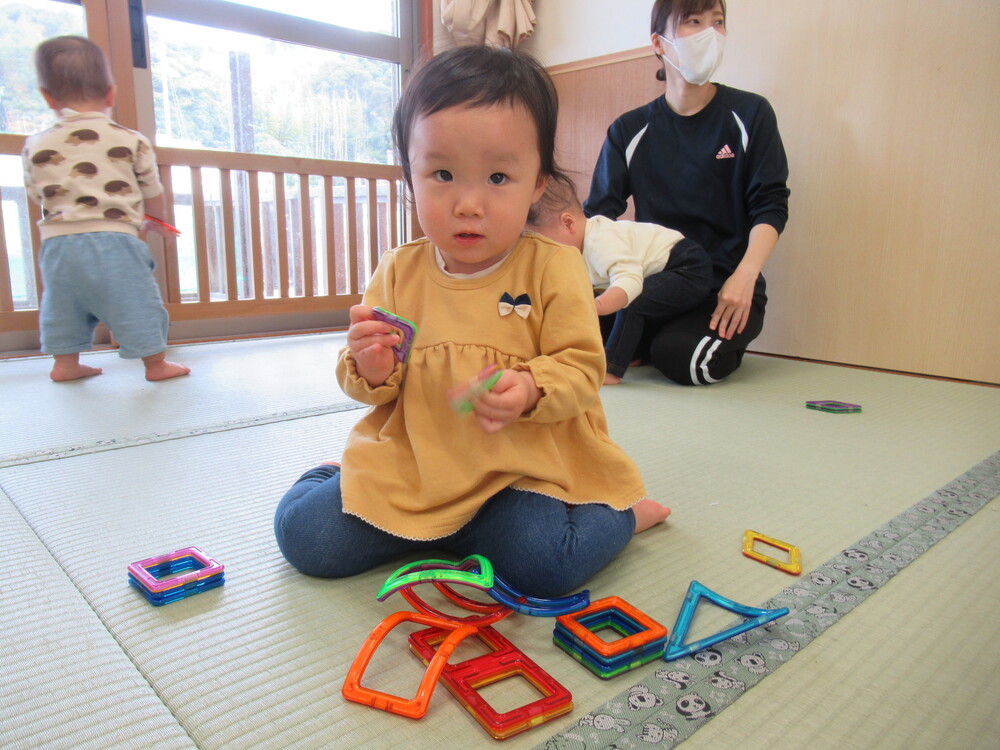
left=604, top=373, right=622, bottom=385
left=629, top=359, right=642, bottom=367
left=50, top=362, right=103, bottom=382
left=144, top=359, right=190, bottom=381
left=633, top=498, right=671, bottom=534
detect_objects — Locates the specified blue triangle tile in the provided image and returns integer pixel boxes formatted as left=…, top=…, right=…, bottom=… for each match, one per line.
left=664, top=580, right=789, bottom=661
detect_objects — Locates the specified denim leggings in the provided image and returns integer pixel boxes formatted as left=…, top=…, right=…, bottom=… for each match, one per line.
left=273, top=465, right=636, bottom=597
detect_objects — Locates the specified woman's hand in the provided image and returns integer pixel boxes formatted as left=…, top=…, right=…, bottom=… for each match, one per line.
left=346, top=305, right=400, bottom=387
left=471, top=369, right=541, bottom=434
left=709, top=223, right=778, bottom=339
left=709, top=268, right=755, bottom=340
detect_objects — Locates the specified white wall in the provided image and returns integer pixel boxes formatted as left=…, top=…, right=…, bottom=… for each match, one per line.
left=432, top=0, right=653, bottom=64
left=518, top=0, right=652, bottom=65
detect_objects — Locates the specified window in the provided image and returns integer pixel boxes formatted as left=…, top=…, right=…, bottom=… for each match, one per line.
left=0, top=0, right=85, bottom=311
left=0, top=0, right=416, bottom=336
left=144, top=0, right=405, bottom=161
left=0, top=0, right=85, bottom=135
left=211, top=0, right=398, bottom=35
left=148, top=21, right=398, bottom=163
left=141, top=1, right=413, bottom=304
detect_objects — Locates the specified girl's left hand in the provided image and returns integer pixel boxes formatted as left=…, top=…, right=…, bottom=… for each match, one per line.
left=709, top=269, right=755, bottom=340
left=471, top=370, right=541, bottom=434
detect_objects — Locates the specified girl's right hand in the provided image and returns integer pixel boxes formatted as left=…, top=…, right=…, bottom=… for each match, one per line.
left=471, top=369, right=541, bottom=434
left=347, top=305, right=400, bottom=387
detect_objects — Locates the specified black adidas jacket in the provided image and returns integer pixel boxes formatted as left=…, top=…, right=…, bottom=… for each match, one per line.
left=584, top=84, right=790, bottom=293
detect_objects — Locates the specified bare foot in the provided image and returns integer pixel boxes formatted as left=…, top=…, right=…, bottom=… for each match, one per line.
left=144, top=360, right=191, bottom=381
left=50, top=362, right=103, bottom=382
left=629, top=359, right=642, bottom=367
left=633, top=498, right=671, bottom=534
left=603, top=373, right=622, bottom=385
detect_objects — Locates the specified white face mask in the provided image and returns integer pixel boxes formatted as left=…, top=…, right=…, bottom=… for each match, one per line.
left=659, top=27, right=725, bottom=86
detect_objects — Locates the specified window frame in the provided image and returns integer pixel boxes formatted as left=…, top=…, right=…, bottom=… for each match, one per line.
left=0, top=0, right=428, bottom=349
left=132, top=0, right=419, bottom=150
left=144, top=0, right=411, bottom=64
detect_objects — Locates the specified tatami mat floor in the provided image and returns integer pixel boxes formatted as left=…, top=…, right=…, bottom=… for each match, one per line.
left=1, top=334, right=997, bottom=750
left=0, top=334, right=355, bottom=463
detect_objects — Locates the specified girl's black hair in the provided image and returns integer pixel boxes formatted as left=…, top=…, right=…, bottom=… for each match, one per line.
left=392, top=45, right=567, bottom=187
left=650, top=0, right=727, bottom=81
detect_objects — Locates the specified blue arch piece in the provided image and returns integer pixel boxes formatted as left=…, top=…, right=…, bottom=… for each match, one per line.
left=488, top=574, right=590, bottom=617
left=664, top=580, right=789, bottom=661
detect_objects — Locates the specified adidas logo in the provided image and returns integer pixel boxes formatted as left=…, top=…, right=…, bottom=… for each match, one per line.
left=716, top=144, right=735, bottom=159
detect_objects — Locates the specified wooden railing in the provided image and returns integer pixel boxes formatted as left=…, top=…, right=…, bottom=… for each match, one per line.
left=0, top=132, right=414, bottom=343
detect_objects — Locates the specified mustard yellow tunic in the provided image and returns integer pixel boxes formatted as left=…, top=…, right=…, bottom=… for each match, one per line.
left=336, top=233, right=646, bottom=540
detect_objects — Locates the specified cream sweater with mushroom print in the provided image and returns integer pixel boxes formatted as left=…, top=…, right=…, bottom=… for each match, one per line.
left=22, top=110, right=164, bottom=240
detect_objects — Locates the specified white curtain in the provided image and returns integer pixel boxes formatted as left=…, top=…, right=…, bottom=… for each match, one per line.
left=441, top=0, right=537, bottom=49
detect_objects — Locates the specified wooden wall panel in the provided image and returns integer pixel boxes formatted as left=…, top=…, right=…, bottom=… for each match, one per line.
left=551, top=52, right=662, bottom=216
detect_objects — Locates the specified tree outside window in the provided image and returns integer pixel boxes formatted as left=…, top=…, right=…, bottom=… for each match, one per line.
left=149, top=20, right=397, bottom=163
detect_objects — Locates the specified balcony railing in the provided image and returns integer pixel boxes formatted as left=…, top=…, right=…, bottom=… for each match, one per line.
left=0, top=133, right=414, bottom=346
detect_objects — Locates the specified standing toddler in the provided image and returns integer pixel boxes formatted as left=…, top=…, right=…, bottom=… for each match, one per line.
left=22, top=36, right=188, bottom=382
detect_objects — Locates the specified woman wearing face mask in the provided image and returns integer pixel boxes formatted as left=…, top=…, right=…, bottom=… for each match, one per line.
left=585, top=0, right=789, bottom=386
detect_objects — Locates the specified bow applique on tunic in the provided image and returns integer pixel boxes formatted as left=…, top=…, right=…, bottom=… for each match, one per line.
left=498, top=292, right=532, bottom=318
